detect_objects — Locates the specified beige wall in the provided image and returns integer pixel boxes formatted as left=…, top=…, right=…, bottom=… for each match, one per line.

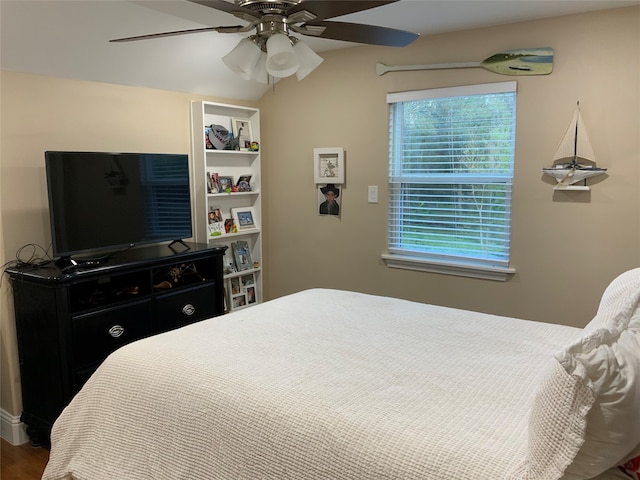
left=1, top=6, right=638, bottom=424
left=0, top=74, right=255, bottom=417
left=258, top=6, right=639, bottom=318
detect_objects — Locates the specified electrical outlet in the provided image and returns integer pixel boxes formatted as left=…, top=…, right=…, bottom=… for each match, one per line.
left=368, top=186, right=378, bottom=203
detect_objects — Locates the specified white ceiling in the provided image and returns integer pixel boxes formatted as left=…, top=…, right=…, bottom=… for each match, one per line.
left=1, top=0, right=637, bottom=101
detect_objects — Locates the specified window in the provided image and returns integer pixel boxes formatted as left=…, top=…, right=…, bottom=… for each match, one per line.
left=383, top=82, right=517, bottom=281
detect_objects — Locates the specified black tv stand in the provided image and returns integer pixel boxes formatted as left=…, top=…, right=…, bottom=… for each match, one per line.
left=7, top=242, right=226, bottom=443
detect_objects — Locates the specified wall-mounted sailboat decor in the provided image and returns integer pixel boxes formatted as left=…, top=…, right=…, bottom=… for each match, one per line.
left=542, top=102, right=607, bottom=191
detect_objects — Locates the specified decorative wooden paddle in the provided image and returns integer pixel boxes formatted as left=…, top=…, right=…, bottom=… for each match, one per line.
left=376, top=47, right=553, bottom=76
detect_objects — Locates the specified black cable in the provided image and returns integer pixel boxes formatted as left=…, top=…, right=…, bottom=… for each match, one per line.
left=0, top=243, right=54, bottom=288
left=15, top=243, right=54, bottom=268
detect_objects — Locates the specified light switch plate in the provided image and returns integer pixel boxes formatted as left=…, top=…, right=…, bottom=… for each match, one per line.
left=368, top=186, right=378, bottom=203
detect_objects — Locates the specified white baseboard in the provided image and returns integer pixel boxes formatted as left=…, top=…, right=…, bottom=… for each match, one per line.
left=0, top=408, right=29, bottom=445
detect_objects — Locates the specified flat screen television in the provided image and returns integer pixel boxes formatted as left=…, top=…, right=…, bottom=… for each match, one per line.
left=45, top=151, right=193, bottom=267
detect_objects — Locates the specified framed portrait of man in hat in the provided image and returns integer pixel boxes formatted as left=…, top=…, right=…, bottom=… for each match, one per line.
left=318, top=184, right=340, bottom=217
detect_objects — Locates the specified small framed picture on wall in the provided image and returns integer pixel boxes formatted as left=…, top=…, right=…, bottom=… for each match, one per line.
left=314, top=147, right=344, bottom=184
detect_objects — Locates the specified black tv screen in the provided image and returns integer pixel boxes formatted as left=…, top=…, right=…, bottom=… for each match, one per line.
left=45, top=151, right=193, bottom=259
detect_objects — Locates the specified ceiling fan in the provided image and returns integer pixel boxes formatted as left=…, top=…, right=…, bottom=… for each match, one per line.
left=110, top=0, right=419, bottom=82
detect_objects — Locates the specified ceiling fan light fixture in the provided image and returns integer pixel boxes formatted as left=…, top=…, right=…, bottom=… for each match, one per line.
left=293, top=38, right=323, bottom=80
left=250, top=53, right=269, bottom=84
left=265, top=33, right=300, bottom=78
left=222, top=37, right=263, bottom=80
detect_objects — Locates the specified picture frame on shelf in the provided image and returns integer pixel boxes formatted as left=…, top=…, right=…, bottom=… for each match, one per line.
left=231, top=118, right=253, bottom=150
left=207, top=207, right=225, bottom=237
left=232, top=293, right=247, bottom=309
left=208, top=207, right=223, bottom=223
left=227, top=273, right=256, bottom=311
left=219, top=176, right=234, bottom=193
left=231, top=206, right=258, bottom=231
left=236, top=174, right=252, bottom=192
left=230, top=276, right=241, bottom=294
left=232, top=240, right=253, bottom=271
left=206, top=171, right=220, bottom=194
left=246, top=285, right=257, bottom=305
left=225, top=218, right=235, bottom=234
left=314, top=147, right=345, bottom=184
left=240, top=273, right=254, bottom=288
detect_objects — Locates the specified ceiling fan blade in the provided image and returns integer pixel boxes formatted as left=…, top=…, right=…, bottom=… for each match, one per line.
left=306, top=20, right=418, bottom=47
left=289, top=1, right=399, bottom=21
left=187, top=0, right=260, bottom=19
left=109, top=25, right=247, bottom=43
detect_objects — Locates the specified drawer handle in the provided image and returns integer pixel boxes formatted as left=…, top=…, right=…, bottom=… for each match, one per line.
left=182, top=304, right=196, bottom=316
left=108, top=325, right=124, bottom=338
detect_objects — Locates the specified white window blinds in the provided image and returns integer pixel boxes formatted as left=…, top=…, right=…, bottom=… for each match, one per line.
left=387, top=82, right=516, bottom=271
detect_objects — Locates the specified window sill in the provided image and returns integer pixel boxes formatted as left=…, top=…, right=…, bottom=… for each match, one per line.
left=381, top=253, right=516, bottom=281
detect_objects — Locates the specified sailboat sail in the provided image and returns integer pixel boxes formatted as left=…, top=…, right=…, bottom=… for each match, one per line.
left=552, top=109, right=596, bottom=163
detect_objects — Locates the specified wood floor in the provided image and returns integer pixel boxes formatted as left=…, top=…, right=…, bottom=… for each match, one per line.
left=1, top=438, right=49, bottom=480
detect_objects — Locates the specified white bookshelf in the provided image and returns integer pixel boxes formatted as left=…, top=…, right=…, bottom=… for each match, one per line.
left=190, top=101, right=262, bottom=312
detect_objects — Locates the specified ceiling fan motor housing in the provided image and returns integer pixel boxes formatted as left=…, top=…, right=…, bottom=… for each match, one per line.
left=238, top=0, right=302, bottom=14
left=255, top=15, right=290, bottom=38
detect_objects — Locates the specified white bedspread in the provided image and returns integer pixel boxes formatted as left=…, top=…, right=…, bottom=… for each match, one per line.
left=43, top=289, right=584, bottom=480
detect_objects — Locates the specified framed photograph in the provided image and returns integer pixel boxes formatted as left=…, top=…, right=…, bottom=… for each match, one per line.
left=236, top=174, right=252, bottom=192
left=232, top=118, right=253, bottom=150
left=231, top=206, right=258, bottom=231
left=246, top=286, right=257, bottom=305
left=232, top=293, right=247, bottom=309
left=314, top=147, right=344, bottom=184
left=207, top=207, right=225, bottom=237
left=226, top=273, right=257, bottom=311
left=206, top=171, right=220, bottom=194
left=230, top=276, right=241, bottom=294
left=318, top=184, right=341, bottom=217
left=240, top=273, right=255, bottom=288
left=231, top=240, right=253, bottom=271
left=218, top=176, right=234, bottom=193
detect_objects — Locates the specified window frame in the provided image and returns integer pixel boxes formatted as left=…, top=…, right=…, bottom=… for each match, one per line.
left=382, top=81, right=517, bottom=281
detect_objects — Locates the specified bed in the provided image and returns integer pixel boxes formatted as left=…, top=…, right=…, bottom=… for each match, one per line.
left=42, top=268, right=640, bottom=480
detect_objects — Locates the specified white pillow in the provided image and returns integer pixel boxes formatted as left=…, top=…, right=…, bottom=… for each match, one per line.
left=589, top=268, right=640, bottom=332
left=510, top=267, right=640, bottom=480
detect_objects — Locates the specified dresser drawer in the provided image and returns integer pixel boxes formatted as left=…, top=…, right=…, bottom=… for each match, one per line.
left=71, top=299, right=153, bottom=369
left=155, top=282, right=217, bottom=332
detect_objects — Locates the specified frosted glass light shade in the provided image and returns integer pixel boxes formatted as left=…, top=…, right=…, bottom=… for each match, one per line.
left=222, top=38, right=262, bottom=80
left=293, top=40, right=324, bottom=80
left=250, top=53, right=269, bottom=84
left=266, top=34, right=299, bottom=78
